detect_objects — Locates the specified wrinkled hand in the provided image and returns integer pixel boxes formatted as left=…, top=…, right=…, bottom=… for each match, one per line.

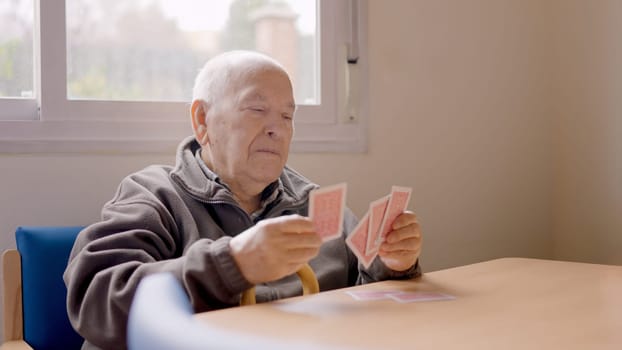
left=229, top=215, right=321, bottom=285
left=378, top=211, right=422, bottom=272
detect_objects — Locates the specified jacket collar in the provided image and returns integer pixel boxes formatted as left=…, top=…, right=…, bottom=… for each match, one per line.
left=170, top=136, right=317, bottom=205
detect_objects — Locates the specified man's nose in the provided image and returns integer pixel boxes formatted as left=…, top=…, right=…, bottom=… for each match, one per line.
left=265, top=115, right=288, bottom=139
left=266, top=126, right=282, bottom=139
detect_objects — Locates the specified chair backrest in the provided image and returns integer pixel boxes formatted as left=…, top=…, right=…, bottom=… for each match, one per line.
left=128, top=273, right=329, bottom=350
left=16, top=226, right=85, bottom=350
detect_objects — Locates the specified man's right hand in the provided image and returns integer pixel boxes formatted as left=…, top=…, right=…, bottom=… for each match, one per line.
left=229, top=215, right=321, bottom=285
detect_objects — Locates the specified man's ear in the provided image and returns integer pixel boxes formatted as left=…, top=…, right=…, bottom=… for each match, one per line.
left=191, top=100, right=209, bottom=145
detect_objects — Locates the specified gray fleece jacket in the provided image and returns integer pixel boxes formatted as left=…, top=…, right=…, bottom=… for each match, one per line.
left=64, top=136, right=421, bottom=350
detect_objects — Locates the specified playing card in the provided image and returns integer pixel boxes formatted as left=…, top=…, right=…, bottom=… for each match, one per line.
left=389, top=291, right=456, bottom=303
left=374, top=186, right=412, bottom=248
left=345, top=290, right=405, bottom=301
left=345, top=211, right=376, bottom=268
left=309, top=183, right=347, bottom=242
left=365, top=195, right=390, bottom=255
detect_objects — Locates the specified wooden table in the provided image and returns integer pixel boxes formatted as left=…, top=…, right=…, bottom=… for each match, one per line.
left=195, top=258, right=622, bottom=349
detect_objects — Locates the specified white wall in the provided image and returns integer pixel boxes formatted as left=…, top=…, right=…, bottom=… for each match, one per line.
left=2, top=0, right=620, bottom=341
left=290, top=0, right=554, bottom=272
left=0, top=153, right=174, bottom=232
left=550, top=0, right=622, bottom=264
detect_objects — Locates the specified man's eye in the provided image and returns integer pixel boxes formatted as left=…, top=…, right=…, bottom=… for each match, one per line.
left=282, top=114, right=293, bottom=121
left=249, top=107, right=265, bottom=112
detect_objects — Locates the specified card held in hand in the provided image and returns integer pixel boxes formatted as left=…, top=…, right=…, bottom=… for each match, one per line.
left=309, top=183, right=347, bottom=242
left=374, top=186, right=412, bottom=248
left=345, top=211, right=376, bottom=268
left=366, top=195, right=390, bottom=256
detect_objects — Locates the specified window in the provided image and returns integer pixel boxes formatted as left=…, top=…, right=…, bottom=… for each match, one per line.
left=0, top=0, right=37, bottom=120
left=0, top=0, right=367, bottom=153
left=66, top=0, right=318, bottom=104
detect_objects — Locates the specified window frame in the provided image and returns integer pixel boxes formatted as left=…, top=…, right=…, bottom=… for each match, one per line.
left=0, top=0, right=368, bottom=153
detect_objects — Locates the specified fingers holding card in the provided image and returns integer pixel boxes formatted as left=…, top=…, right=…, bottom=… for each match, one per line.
left=345, top=185, right=414, bottom=269
left=375, top=186, right=412, bottom=248
left=310, top=183, right=416, bottom=272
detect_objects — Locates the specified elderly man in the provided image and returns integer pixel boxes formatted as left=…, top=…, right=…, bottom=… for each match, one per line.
left=64, top=51, right=422, bottom=350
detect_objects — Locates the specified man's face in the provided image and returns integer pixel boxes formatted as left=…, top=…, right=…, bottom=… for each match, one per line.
left=204, top=66, right=295, bottom=190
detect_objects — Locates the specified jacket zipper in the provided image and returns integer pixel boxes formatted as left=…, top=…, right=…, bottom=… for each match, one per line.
left=188, top=194, right=309, bottom=227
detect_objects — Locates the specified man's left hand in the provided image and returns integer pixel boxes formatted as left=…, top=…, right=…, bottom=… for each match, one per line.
left=378, top=211, right=422, bottom=271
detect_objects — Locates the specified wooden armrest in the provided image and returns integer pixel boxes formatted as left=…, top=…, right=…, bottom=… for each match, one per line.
left=1, top=251, right=29, bottom=350
left=2, top=250, right=23, bottom=342
left=0, top=340, right=33, bottom=350
left=241, top=264, right=319, bottom=305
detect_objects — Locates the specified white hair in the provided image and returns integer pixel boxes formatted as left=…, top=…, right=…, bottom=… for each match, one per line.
left=192, top=51, right=288, bottom=106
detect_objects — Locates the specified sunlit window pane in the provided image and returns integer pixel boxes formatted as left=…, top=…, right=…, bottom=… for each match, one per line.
left=0, top=0, right=34, bottom=98
left=66, top=0, right=317, bottom=103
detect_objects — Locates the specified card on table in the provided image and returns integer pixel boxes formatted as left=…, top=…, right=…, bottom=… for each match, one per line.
left=309, top=183, right=347, bottom=242
left=389, top=291, right=455, bottom=303
left=374, top=186, right=412, bottom=249
left=344, top=290, right=456, bottom=303
left=345, top=290, right=405, bottom=301
left=365, top=195, right=390, bottom=256
left=345, top=211, right=376, bottom=268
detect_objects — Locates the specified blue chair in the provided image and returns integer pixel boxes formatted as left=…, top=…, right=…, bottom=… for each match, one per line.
left=128, top=273, right=332, bottom=350
left=1, top=226, right=85, bottom=350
